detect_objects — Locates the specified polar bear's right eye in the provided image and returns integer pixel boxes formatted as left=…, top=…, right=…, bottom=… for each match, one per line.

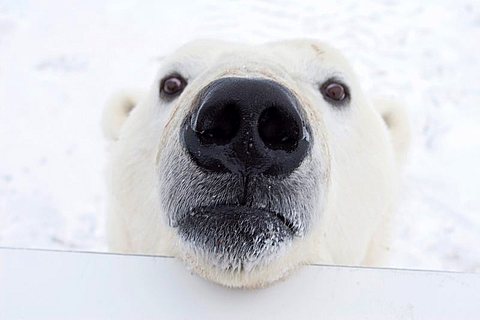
left=160, top=74, right=187, bottom=97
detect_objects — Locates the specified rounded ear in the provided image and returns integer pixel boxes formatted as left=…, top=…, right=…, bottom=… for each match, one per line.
left=102, top=90, right=145, bottom=141
left=373, top=98, right=411, bottom=167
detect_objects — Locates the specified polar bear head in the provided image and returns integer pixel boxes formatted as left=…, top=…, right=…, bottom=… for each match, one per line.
left=103, top=39, right=409, bottom=288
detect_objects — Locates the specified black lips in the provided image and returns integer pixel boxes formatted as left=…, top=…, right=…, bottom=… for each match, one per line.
left=177, top=205, right=295, bottom=271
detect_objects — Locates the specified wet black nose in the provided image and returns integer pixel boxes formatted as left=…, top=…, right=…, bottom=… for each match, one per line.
left=182, top=77, right=311, bottom=176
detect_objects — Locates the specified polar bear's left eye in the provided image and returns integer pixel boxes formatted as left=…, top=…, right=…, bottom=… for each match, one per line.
left=320, top=80, right=349, bottom=105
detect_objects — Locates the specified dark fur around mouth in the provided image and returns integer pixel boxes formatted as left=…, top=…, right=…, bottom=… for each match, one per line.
left=176, top=205, right=296, bottom=271
left=158, top=124, right=323, bottom=271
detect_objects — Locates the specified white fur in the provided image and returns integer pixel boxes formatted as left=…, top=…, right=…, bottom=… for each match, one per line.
left=103, top=39, right=409, bottom=287
left=101, top=90, right=145, bottom=141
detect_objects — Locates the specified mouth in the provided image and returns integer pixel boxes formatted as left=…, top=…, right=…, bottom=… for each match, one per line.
left=176, top=205, right=298, bottom=272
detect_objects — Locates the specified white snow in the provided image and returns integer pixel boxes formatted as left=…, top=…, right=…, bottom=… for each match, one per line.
left=0, top=0, right=479, bottom=272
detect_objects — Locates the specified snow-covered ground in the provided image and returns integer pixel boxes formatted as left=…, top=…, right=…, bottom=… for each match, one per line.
left=0, top=0, right=479, bottom=272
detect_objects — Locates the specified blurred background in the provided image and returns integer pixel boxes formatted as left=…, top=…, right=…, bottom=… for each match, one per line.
left=0, top=0, right=479, bottom=272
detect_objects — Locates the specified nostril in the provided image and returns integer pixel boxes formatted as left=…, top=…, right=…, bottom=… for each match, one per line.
left=258, top=107, right=300, bottom=152
left=184, top=78, right=311, bottom=177
left=194, top=102, right=241, bottom=145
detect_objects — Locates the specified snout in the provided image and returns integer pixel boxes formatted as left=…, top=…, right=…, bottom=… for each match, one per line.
left=183, top=77, right=311, bottom=176
left=171, top=77, right=317, bottom=275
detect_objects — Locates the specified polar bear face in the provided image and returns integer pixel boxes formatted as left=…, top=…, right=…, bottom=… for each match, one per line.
left=104, top=40, right=408, bottom=288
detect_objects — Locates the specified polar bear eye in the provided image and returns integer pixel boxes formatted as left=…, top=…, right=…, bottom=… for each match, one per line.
left=160, top=74, right=187, bottom=97
left=320, top=80, right=349, bottom=104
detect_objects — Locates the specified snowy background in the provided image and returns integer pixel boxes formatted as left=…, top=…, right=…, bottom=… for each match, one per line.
left=0, top=0, right=479, bottom=272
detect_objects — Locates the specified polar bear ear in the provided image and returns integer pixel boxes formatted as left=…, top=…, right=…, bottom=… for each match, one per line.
left=373, top=98, right=411, bottom=166
left=102, top=90, right=144, bottom=141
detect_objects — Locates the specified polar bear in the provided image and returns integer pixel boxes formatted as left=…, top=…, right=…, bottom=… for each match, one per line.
left=102, top=39, right=410, bottom=288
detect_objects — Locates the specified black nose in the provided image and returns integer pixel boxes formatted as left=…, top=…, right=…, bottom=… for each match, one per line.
left=182, top=77, right=311, bottom=176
